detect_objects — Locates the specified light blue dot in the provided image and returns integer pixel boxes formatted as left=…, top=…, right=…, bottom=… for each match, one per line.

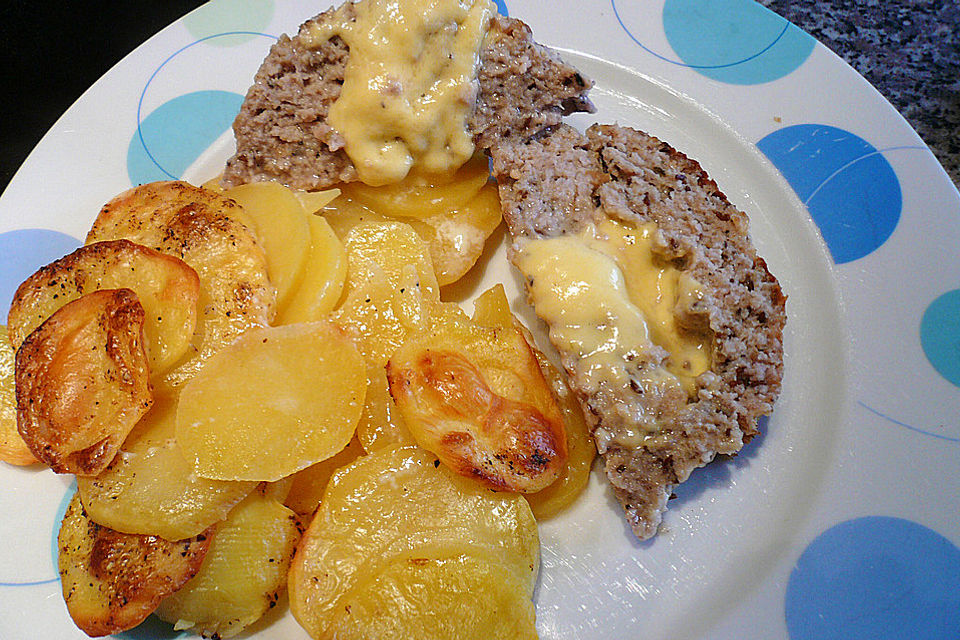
left=0, top=230, right=82, bottom=315
left=494, top=0, right=508, bottom=16
left=128, top=90, right=244, bottom=185
left=921, top=290, right=960, bottom=388
left=662, top=0, right=814, bottom=84
left=786, top=517, right=960, bottom=639
left=757, top=124, right=901, bottom=263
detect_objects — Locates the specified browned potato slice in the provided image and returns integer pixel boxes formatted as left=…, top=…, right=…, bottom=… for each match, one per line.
left=284, top=436, right=364, bottom=517
left=0, top=326, right=36, bottom=465
left=275, top=213, right=347, bottom=325
left=176, top=321, right=366, bottom=481
left=85, top=181, right=275, bottom=389
left=16, top=289, right=153, bottom=475
left=57, top=493, right=211, bottom=637
left=77, top=396, right=256, bottom=541
left=7, top=239, right=199, bottom=375
left=323, top=553, right=537, bottom=640
left=472, top=285, right=596, bottom=517
left=288, top=446, right=539, bottom=638
left=221, top=182, right=311, bottom=311
left=155, top=493, right=301, bottom=639
left=387, top=291, right=567, bottom=493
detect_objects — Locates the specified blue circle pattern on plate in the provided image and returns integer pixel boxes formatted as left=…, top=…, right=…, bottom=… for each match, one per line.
left=612, top=0, right=814, bottom=85
left=756, top=124, right=910, bottom=264
left=0, top=230, right=82, bottom=315
left=494, top=0, right=508, bottom=16
left=921, top=289, right=960, bottom=389
left=127, top=32, right=277, bottom=186
left=785, top=516, right=960, bottom=639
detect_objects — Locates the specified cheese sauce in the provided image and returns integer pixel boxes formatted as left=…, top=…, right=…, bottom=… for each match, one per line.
left=515, top=220, right=712, bottom=441
left=303, top=0, right=494, bottom=186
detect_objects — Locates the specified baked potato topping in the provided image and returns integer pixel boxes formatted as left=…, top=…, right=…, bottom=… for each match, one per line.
left=7, top=239, right=200, bottom=375
left=16, top=289, right=153, bottom=475
left=86, top=181, right=276, bottom=389
left=58, top=493, right=211, bottom=637
left=5, top=167, right=592, bottom=638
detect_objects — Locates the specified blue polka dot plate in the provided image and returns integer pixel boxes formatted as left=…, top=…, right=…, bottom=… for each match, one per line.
left=1, top=1, right=957, bottom=638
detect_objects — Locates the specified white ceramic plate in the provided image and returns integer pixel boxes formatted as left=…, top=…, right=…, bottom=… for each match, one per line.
left=2, top=1, right=958, bottom=639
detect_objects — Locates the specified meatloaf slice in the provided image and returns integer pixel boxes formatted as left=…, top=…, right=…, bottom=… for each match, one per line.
left=222, top=9, right=594, bottom=191
left=490, top=124, right=786, bottom=539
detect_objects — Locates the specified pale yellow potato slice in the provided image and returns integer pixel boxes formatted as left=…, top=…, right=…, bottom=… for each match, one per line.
left=284, top=436, right=364, bottom=517
left=77, top=396, right=256, bottom=541
left=387, top=287, right=568, bottom=493
left=16, top=289, right=152, bottom=475
left=7, top=239, right=199, bottom=375
left=57, top=493, right=211, bottom=637
left=288, top=446, right=539, bottom=638
left=323, top=553, right=538, bottom=640
left=345, top=153, right=491, bottom=219
left=221, top=182, right=311, bottom=311
left=86, top=181, right=275, bottom=389
left=275, top=213, right=347, bottom=325
left=0, top=326, right=36, bottom=465
left=155, top=493, right=301, bottom=639
left=355, top=364, right=414, bottom=454
left=472, top=285, right=596, bottom=517
left=176, top=321, right=365, bottom=481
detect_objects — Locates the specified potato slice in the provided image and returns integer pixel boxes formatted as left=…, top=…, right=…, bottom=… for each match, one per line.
left=345, top=153, right=491, bottom=219
left=355, top=364, right=414, bottom=454
left=472, top=284, right=596, bottom=517
left=0, top=326, right=36, bottom=465
left=77, top=396, right=256, bottom=541
left=387, top=291, right=567, bottom=493
left=289, top=445, right=539, bottom=638
left=275, top=213, right=347, bottom=325
left=284, top=436, right=363, bottom=517
left=330, top=159, right=502, bottom=286
left=221, top=182, right=311, bottom=311
left=413, top=183, right=502, bottom=286
left=176, top=321, right=365, bottom=481
left=57, top=493, right=211, bottom=637
left=86, top=181, right=275, bottom=389
left=330, top=222, right=439, bottom=367
left=155, top=493, right=301, bottom=639
left=7, top=239, right=199, bottom=375
left=325, top=553, right=537, bottom=640
left=16, top=289, right=152, bottom=475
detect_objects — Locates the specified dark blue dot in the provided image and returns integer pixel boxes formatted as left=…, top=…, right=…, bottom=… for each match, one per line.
left=757, top=124, right=901, bottom=263
left=786, top=517, right=960, bottom=639
left=0, top=230, right=82, bottom=315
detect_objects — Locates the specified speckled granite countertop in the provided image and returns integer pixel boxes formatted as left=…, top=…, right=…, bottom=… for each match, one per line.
left=759, top=0, right=959, bottom=186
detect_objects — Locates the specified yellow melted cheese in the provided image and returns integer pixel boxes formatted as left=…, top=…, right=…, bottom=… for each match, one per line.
left=303, top=0, right=495, bottom=186
left=514, top=219, right=712, bottom=442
